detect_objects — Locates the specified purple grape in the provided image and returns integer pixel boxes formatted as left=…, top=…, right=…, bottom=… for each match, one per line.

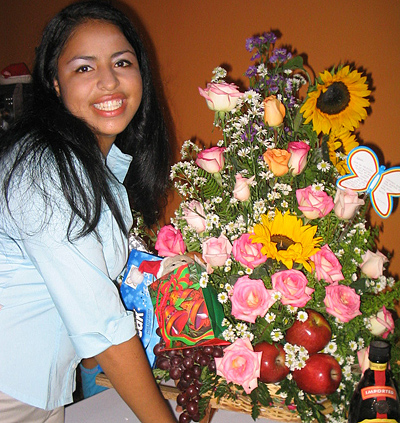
left=192, top=365, right=202, bottom=379
left=177, top=379, right=190, bottom=391
left=156, top=357, right=170, bottom=370
left=171, top=356, right=183, bottom=367
left=177, top=393, right=188, bottom=406
left=169, top=366, right=183, bottom=380
left=198, top=354, right=210, bottom=367
left=182, top=369, right=194, bottom=383
left=186, top=400, right=199, bottom=417
left=153, top=343, right=164, bottom=357
left=213, top=346, right=224, bottom=357
left=203, top=346, right=214, bottom=355
left=182, top=348, right=193, bottom=357
left=208, top=360, right=216, bottom=373
left=191, top=413, right=201, bottom=422
left=186, top=384, right=198, bottom=398
left=178, top=412, right=191, bottom=423
left=182, top=356, right=194, bottom=369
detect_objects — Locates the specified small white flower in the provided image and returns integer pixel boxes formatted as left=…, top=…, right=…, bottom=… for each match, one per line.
left=324, top=341, right=337, bottom=354
left=265, top=312, right=276, bottom=323
left=271, top=329, right=284, bottom=341
left=218, top=292, right=229, bottom=303
left=287, top=305, right=298, bottom=314
left=297, top=310, right=308, bottom=322
left=358, top=338, right=365, bottom=349
left=349, top=341, right=358, bottom=351
left=312, top=183, right=325, bottom=192
left=317, top=161, right=331, bottom=172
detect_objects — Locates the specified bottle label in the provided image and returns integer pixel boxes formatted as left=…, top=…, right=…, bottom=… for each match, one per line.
left=359, top=420, right=398, bottom=423
left=370, top=362, right=388, bottom=371
left=361, top=386, right=397, bottom=401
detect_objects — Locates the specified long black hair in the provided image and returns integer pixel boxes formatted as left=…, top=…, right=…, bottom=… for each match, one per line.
left=0, top=0, right=170, bottom=239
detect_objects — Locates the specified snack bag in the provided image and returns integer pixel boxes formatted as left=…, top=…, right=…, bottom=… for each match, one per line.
left=149, top=259, right=226, bottom=349
left=120, top=249, right=162, bottom=367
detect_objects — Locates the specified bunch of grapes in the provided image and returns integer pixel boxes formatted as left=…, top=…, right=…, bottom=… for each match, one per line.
left=153, top=335, right=224, bottom=423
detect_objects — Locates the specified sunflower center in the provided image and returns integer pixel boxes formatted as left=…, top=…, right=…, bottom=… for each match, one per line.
left=316, top=81, right=350, bottom=115
left=271, top=234, right=295, bottom=250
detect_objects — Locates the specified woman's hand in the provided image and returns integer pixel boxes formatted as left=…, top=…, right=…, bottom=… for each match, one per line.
left=95, top=336, right=177, bottom=423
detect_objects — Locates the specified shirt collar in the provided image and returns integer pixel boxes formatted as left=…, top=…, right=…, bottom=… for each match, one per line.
left=105, top=144, right=133, bottom=183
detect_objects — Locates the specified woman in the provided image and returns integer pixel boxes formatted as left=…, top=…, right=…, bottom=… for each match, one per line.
left=0, top=1, right=176, bottom=422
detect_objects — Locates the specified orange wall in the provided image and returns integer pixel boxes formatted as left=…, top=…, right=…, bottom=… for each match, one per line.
left=1, top=0, right=399, bottom=278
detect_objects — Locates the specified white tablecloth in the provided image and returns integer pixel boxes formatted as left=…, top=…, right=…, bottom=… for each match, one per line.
left=65, top=388, right=282, bottom=423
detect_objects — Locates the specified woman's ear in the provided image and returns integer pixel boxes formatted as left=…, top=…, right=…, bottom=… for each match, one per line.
left=54, top=79, right=60, bottom=96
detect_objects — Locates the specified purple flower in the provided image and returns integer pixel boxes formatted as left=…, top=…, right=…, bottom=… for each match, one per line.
left=245, top=66, right=258, bottom=78
left=269, top=48, right=292, bottom=63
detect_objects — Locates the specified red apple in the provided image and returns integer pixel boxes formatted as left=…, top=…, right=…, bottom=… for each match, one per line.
left=254, top=342, right=290, bottom=383
left=285, top=309, right=331, bottom=354
left=293, top=353, right=342, bottom=395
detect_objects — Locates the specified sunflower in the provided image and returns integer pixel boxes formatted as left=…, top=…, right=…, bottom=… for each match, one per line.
left=251, top=210, right=322, bottom=272
left=327, top=128, right=359, bottom=175
left=300, top=66, right=370, bottom=135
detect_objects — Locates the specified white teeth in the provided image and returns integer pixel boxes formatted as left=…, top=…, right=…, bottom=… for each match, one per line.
left=94, top=99, right=123, bottom=111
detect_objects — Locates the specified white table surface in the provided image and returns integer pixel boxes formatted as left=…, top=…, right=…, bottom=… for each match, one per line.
left=65, top=387, right=282, bottom=423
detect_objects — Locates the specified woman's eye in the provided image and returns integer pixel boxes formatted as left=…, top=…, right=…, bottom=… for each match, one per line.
left=115, top=60, right=132, bottom=68
left=76, top=65, right=92, bottom=73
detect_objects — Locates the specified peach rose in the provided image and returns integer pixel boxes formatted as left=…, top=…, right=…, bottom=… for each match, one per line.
left=271, top=269, right=314, bottom=307
left=263, top=148, right=291, bottom=177
left=215, top=338, right=262, bottom=394
left=296, top=186, right=334, bottom=219
left=263, top=95, right=285, bottom=127
left=199, top=82, right=243, bottom=112
left=155, top=225, right=186, bottom=257
left=360, top=250, right=388, bottom=279
left=324, top=283, right=362, bottom=323
left=232, top=233, right=267, bottom=269
left=287, top=141, right=310, bottom=176
left=182, top=200, right=206, bottom=233
left=230, top=276, right=277, bottom=323
left=333, top=188, right=365, bottom=220
left=196, top=146, right=225, bottom=174
left=310, top=244, right=344, bottom=284
left=202, top=234, right=232, bottom=268
left=368, top=306, right=395, bottom=339
left=233, top=174, right=255, bottom=202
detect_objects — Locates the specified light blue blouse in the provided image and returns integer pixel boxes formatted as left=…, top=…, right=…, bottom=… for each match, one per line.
left=0, top=144, right=136, bottom=410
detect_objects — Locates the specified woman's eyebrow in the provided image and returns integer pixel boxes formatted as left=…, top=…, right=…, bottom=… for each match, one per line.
left=66, top=49, right=136, bottom=64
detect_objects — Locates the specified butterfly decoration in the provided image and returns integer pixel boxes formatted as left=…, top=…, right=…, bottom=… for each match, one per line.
left=336, top=146, right=400, bottom=218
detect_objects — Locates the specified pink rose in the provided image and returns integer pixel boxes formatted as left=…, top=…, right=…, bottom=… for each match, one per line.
left=368, top=306, right=395, bottom=339
left=271, top=269, right=314, bottom=307
left=196, top=146, right=225, bottom=174
left=199, top=82, right=243, bottom=112
left=296, top=186, right=334, bottom=219
left=287, top=141, right=310, bottom=176
left=360, top=250, right=388, bottom=279
left=323, top=283, right=362, bottom=323
left=182, top=200, right=206, bottom=233
left=357, top=347, right=370, bottom=374
left=310, top=244, right=344, bottom=284
left=232, top=233, right=267, bottom=269
left=233, top=174, right=255, bottom=202
left=215, top=338, right=262, bottom=394
left=202, top=234, right=232, bottom=268
left=155, top=225, right=186, bottom=257
left=230, top=276, right=277, bottom=323
left=333, top=188, right=365, bottom=220
left=263, top=95, right=286, bottom=127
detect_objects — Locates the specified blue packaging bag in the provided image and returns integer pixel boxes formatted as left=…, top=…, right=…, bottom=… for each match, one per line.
left=120, top=249, right=162, bottom=367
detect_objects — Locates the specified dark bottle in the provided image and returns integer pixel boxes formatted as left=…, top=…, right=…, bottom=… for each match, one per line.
left=348, top=340, right=400, bottom=423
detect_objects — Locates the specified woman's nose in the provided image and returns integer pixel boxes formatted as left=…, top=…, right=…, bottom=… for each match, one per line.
left=97, top=66, right=119, bottom=91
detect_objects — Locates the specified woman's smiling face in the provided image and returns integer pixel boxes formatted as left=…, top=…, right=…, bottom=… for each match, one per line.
left=54, top=20, right=143, bottom=155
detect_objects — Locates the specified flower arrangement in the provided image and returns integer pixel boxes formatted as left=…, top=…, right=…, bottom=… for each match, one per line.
left=134, top=31, right=400, bottom=423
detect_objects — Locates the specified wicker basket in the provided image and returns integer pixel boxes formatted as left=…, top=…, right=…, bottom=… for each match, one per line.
left=96, top=373, right=332, bottom=422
